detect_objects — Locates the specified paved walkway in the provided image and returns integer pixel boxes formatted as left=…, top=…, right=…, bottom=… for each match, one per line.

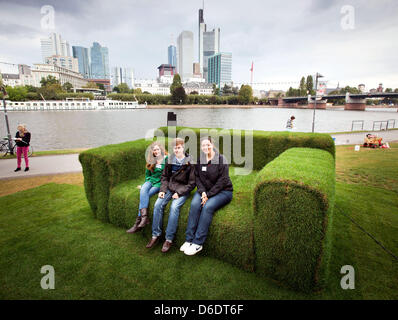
left=0, top=154, right=81, bottom=180
left=331, top=130, right=398, bottom=146
left=0, top=130, right=397, bottom=180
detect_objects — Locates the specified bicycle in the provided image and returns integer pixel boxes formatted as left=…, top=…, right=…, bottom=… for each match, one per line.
left=0, top=137, right=34, bottom=157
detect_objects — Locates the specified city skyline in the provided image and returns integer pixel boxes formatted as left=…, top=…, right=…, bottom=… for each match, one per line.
left=0, top=0, right=398, bottom=90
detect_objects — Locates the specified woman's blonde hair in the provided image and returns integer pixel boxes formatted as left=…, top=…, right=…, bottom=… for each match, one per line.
left=17, top=124, right=26, bottom=137
left=146, top=141, right=167, bottom=172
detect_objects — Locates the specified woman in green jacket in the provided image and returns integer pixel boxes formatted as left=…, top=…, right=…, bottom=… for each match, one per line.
left=127, top=142, right=168, bottom=233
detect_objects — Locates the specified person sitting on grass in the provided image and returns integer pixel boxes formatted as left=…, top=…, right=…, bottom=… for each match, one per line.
left=364, top=134, right=383, bottom=148
left=146, top=138, right=196, bottom=253
left=126, top=142, right=168, bottom=234
left=181, top=136, right=233, bottom=256
left=14, top=124, right=31, bottom=172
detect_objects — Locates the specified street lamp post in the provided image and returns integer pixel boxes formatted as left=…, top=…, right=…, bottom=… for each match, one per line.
left=0, top=84, right=14, bottom=154
left=311, top=72, right=324, bottom=133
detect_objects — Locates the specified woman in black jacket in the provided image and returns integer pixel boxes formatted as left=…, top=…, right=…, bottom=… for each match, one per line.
left=14, top=124, right=31, bottom=172
left=181, top=136, right=233, bottom=256
left=146, top=138, right=196, bottom=253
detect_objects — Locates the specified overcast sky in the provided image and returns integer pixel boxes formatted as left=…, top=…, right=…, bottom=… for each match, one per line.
left=0, top=0, right=397, bottom=90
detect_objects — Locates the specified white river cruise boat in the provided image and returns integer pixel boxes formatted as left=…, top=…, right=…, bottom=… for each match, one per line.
left=0, top=98, right=147, bottom=111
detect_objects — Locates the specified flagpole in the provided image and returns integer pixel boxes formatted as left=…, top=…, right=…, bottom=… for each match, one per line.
left=250, top=62, right=253, bottom=88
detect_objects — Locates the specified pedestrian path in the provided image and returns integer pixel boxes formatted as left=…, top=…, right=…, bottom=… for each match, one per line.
left=0, top=154, right=81, bottom=180
left=331, top=130, right=398, bottom=145
left=1, top=130, right=397, bottom=180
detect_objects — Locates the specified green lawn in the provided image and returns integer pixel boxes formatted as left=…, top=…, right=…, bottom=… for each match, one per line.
left=0, top=144, right=397, bottom=299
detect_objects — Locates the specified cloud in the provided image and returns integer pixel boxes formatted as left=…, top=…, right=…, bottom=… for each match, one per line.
left=0, top=0, right=397, bottom=89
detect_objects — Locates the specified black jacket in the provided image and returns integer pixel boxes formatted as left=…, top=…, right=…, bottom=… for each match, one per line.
left=15, top=131, right=31, bottom=147
left=159, top=153, right=196, bottom=196
left=195, top=151, right=233, bottom=198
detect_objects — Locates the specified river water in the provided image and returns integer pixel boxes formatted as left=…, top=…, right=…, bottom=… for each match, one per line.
left=1, top=108, right=397, bottom=151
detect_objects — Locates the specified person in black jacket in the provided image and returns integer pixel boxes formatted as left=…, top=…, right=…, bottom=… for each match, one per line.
left=14, top=124, right=31, bottom=172
left=181, top=136, right=233, bottom=256
left=146, top=138, right=196, bottom=253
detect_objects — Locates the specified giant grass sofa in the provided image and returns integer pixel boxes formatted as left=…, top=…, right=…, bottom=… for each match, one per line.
left=79, top=127, right=336, bottom=292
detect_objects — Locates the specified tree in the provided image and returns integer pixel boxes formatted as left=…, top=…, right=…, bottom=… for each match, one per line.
left=40, top=75, right=59, bottom=87
left=299, top=77, right=306, bottom=96
left=38, top=83, right=63, bottom=100
left=170, top=74, right=182, bottom=95
left=385, top=88, right=393, bottom=93
left=83, top=82, right=99, bottom=89
left=62, top=82, right=73, bottom=92
left=132, top=88, right=142, bottom=94
left=5, top=86, right=28, bottom=101
left=222, top=84, right=233, bottom=96
left=112, top=86, right=120, bottom=93
left=212, top=83, right=220, bottom=95
left=306, top=75, right=314, bottom=95
left=172, top=86, right=187, bottom=104
left=238, top=85, right=253, bottom=104
left=117, top=83, right=130, bottom=93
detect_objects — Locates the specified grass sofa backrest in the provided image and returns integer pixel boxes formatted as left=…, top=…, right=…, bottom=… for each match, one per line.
left=155, top=126, right=335, bottom=170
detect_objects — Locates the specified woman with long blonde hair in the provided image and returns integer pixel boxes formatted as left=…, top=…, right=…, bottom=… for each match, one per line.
left=126, top=141, right=168, bottom=234
left=14, top=124, right=31, bottom=172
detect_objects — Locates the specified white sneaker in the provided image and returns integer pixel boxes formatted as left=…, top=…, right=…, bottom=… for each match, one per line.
left=180, top=241, right=192, bottom=252
left=184, top=243, right=203, bottom=256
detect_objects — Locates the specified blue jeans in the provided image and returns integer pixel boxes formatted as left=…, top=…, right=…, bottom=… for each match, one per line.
left=152, top=190, right=188, bottom=241
left=138, top=181, right=160, bottom=216
left=185, top=190, right=233, bottom=246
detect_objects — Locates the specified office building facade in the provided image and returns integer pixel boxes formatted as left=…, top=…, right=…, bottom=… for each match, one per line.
left=40, top=33, right=71, bottom=62
left=90, top=42, right=110, bottom=79
left=111, top=67, right=134, bottom=88
left=168, top=45, right=177, bottom=68
left=177, top=31, right=194, bottom=82
left=198, top=8, right=220, bottom=82
left=72, top=46, right=91, bottom=78
left=207, top=52, right=232, bottom=88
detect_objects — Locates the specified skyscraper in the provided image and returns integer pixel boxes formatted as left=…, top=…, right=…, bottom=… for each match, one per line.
left=40, top=33, right=71, bottom=62
left=72, top=46, right=91, bottom=78
left=90, top=42, right=110, bottom=79
left=177, top=31, right=194, bottom=82
left=168, top=45, right=177, bottom=68
left=198, top=8, right=220, bottom=82
left=207, top=52, right=232, bottom=88
left=111, top=67, right=134, bottom=88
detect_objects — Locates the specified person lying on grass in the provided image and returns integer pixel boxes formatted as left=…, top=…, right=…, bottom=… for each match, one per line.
left=126, top=142, right=168, bottom=234
left=146, top=138, right=196, bottom=253
left=181, top=136, right=233, bottom=256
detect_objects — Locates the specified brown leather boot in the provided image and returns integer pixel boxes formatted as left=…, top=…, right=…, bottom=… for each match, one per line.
left=126, top=215, right=142, bottom=233
left=137, top=208, right=150, bottom=228
left=146, top=236, right=159, bottom=248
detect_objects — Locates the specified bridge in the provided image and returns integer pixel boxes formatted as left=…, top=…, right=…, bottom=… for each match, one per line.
left=268, top=92, right=398, bottom=110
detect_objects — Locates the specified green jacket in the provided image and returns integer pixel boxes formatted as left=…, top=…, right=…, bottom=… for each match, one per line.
left=145, top=156, right=167, bottom=188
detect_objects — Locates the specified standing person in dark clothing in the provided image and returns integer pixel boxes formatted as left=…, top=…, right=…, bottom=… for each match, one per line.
left=146, top=138, right=196, bottom=253
left=181, top=137, right=233, bottom=256
left=14, top=124, right=31, bottom=172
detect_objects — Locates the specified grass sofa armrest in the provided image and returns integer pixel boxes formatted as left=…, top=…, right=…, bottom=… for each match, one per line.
left=78, top=138, right=155, bottom=222
left=253, top=147, right=336, bottom=292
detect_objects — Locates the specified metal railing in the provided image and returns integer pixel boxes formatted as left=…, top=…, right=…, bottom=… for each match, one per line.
left=351, top=120, right=364, bottom=131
